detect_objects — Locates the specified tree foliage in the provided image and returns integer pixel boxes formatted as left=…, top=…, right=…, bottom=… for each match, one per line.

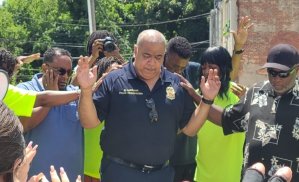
left=0, top=0, right=213, bottom=82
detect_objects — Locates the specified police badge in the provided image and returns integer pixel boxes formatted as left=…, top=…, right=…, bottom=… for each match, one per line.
left=166, top=86, right=175, bottom=100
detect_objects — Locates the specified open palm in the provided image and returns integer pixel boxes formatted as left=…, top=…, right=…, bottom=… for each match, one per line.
left=231, top=16, right=253, bottom=46
left=200, top=69, right=221, bottom=100
left=76, top=56, right=97, bottom=89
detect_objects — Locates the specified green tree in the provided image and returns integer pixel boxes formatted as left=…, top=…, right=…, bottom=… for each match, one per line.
left=120, top=0, right=213, bottom=61
left=0, top=7, right=28, bottom=54
left=0, top=0, right=213, bottom=83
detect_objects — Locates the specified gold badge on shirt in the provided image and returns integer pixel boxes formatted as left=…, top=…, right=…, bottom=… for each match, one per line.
left=166, top=86, right=175, bottom=100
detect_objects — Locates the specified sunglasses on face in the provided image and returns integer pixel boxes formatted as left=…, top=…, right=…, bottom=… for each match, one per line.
left=46, top=64, right=72, bottom=76
left=145, top=98, right=158, bottom=123
left=267, top=68, right=295, bottom=78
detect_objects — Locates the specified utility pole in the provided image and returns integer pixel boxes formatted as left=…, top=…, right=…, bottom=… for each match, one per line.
left=87, top=0, right=96, bottom=34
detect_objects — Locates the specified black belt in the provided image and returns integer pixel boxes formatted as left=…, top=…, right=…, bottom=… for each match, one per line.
left=105, top=155, right=169, bottom=173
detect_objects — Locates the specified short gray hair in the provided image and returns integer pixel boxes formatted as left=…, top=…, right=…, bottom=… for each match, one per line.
left=136, top=29, right=167, bottom=48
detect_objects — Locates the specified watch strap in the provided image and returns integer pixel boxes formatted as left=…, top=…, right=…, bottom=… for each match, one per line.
left=234, top=49, right=244, bottom=55
left=202, top=97, right=214, bottom=105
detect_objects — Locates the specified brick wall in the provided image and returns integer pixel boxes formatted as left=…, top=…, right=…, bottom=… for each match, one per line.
left=237, top=0, right=299, bottom=86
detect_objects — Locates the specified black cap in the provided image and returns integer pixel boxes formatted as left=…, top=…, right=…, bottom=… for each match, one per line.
left=262, top=44, right=299, bottom=71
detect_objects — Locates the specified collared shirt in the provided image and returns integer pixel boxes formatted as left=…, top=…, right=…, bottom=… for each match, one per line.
left=93, top=61, right=195, bottom=165
left=16, top=73, right=83, bottom=182
left=170, top=61, right=201, bottom=166
left=222, top=79, right=299, bottom=181
left=170, top=132, right=197, bottom=166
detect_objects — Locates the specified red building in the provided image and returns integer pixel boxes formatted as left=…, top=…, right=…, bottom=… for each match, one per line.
left=212, top=0, right=299, bottom=85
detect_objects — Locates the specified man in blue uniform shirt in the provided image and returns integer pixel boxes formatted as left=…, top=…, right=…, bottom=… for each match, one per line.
left=76, top=29, right=221, bottom=182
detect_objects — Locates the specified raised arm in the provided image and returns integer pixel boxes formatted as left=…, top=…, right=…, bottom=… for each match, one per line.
left=77, top=56, right=101, bottom=128
left=182, top=69, right=221, bottom=136
left=14, top=53, right=40, bottom=76
left=230, top=16, right=253, bottom=81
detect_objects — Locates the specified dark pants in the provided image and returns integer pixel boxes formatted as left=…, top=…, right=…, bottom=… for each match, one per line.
left=173, top=163, right=196, bottom=182
left=242, top=168, right=287, bottom=182
left=100, top=156, right=174, bottom=182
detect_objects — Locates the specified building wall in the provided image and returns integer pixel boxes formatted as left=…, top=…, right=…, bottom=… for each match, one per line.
left=237, top=0, right=299, bottom=86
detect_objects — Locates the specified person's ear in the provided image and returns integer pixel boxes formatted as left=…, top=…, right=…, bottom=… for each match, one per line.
left=133, top=44, right=137, bottom=58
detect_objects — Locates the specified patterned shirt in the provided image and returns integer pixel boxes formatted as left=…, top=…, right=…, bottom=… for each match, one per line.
left=222, top=79, right=299, bottom=181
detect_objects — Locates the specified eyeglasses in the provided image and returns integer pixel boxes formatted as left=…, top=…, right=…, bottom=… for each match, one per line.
left=46, top=64, right=72, bottom=76
left=145, top=98, right=158, bottom=123
left=267, top=68, right=295, bottom=78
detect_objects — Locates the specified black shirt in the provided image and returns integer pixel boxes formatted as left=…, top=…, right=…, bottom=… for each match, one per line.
left=222, top=80, right=299, bottom=181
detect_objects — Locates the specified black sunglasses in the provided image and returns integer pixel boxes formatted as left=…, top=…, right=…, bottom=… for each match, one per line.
left=145, top=98, right=158, bottom=123
left=267, top=68, right=295, bottom=78
left=46, top=64, right=72, bottom=76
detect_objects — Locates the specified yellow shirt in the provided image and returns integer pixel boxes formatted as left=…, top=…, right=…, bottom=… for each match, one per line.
left=84, top=123, right=104, bottom=179
left=3, top=85, right=36, bottom=117
left=195, top=83, right=245, bottom=182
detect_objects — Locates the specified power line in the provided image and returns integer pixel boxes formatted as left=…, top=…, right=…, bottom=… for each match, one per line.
left=190, top=40, right=210, bottom=45
left=118, top=13, right=210, bottom=27
left=190, top=40, right=210, bottom=48
left=12, top=12, right=210, bottom=28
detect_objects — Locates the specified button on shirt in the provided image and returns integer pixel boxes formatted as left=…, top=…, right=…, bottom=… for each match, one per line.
left=222, top=80, right=299, bottom=181
left=93, top=61, right=195, bottom=165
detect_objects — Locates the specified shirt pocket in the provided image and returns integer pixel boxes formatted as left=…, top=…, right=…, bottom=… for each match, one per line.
left=63, top=102, right=79, bottom=124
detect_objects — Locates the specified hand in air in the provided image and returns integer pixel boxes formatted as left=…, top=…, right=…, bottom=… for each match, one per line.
left=200, top=69, right=221, bottom=101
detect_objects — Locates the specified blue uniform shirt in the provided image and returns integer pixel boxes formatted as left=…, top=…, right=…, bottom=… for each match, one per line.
left=17, top=73, right=83, bottom=182
left=170, top=61, right=201, bottom=165
left=93, top=61, right=195, bottom=165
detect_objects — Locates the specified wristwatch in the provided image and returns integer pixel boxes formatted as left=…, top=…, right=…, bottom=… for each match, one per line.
left=234, top=49, right=244, bottom=55
left=201, top=97, right=214, bottom=105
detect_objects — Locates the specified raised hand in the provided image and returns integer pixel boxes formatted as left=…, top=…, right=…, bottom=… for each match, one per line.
left=28, top=166, right=81, bottom=182
left=14, top=141, right=38, bottom=182
left=14, top=53, right=41, bottom=76
left=200, top=69, right=221, bottom=101
left=17, top=53, right=41, bottom=64
left=50, top=166, right=81, bottom=182
left=76, top=56, right=97, bottom=90
left=231, top=16, right=253, bottom=48
left=231, top=82, right=247, bottom=99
